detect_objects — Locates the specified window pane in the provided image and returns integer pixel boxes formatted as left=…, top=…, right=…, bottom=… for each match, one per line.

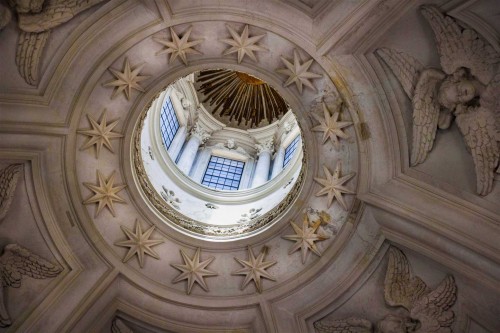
left=201, top=155, right=245, bottom=191
left=159, top=96, right=180, bottom=149
left=283, top=135, right=300, bottom=168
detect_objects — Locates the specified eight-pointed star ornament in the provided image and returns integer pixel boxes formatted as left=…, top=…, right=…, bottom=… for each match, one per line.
left=312, top=102, right=353, bottom=150
left=171, top=247, right=217, bottom=295
left=282, top=215, right=330, bottom=264
left=154, top=26, right=204, bottom=66
left=77, top=109, right=123, bottom=158
left=103, top=58, right=149, bottom=100
left=83, top=170, right=127, bottom=217
left=114, top=220, right=164, bottom=268
left=276, top=49, right=322, bottom=95
left=314, top=162, right=355, bottom=210
left=220, top=24, right=267, bottom=63
left=232, top=246, right=276, bottom=293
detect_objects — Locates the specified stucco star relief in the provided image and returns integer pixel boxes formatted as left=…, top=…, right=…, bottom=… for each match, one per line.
left=104, top=58, right=149, bottom=100
left=312, top=102, right=353, bottom=150
left=283, top=215, right=330, bottom=264
left=232, top=246, right=276, bottom=293
left=154, top=26, right=204, bottom=66
left=314, top=162, right=355, bottom=210
left=171, top=248, right=217, bottom=295
left=83, top=170, right=126, bottom=217
left=276, top=49, right=322, bottom=94
left=77, top=110, right=123, bottom=158
left=220, top=24, right=267, bottom=63
left=114, top=220, right=163, bottom=268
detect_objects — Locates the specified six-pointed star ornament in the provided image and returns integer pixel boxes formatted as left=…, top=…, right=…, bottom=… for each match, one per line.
left=103, top=58, right=149, bottom=100
left=220, top=24, right=267, bottom=63
left=314, top=162, right=355, bottom=210
left=171, top=248, right=217, bottom=295
left=232, top=246, right=276, bottom=293
left=312, top=102, right=353, bottom=150
left=82, top=170, right=127, bottom=217
left=154, top=26, right=204, bottom=66
left=77, top=109, right=123, bottom=158
left=282, top=215, right=330, bottom=264
left=114, top=220, right=164, bottom=268
left=276, top=49, right=322, bottom=95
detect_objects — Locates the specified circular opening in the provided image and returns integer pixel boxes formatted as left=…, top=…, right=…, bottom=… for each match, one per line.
left=134, top=69, right=305, bottom=240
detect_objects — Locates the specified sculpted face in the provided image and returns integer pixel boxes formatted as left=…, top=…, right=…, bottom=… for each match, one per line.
left=440, top=78, right=476, bottom=108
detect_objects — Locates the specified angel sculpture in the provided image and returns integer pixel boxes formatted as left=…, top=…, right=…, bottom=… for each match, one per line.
left=0, top=164, right=23, bottom=222
left=377, top=5, right=500, bottom=196
left=0, top=0, right=106, bottom=85
left=314, top=247, right=457, bottom=333
left=0, top=242, right=62, bottom=327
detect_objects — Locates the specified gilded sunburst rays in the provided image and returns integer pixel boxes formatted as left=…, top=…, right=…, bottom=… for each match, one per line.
left=78, top=110, right=123, bottom=158
left=171, top=248, right=217, bottom=295
left=82, top=170, right=126, bottom=217
left=115, top=220, right=163, bottom=268
left=232, top=246, right=276, bottom=293
left=197, top=69, right=288, bottom=128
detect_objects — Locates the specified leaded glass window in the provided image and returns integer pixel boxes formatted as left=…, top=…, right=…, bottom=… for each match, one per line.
left=202, top=156, right=245, bottom=190
left=159, top=96, right=179, bottom=149
left=283, top=135, right=300, bottom=168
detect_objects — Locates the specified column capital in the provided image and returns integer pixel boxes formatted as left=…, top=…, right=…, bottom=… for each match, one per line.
left=255, top=139, right=274, bottom=155
left=190, top=121, right=211, bottom=144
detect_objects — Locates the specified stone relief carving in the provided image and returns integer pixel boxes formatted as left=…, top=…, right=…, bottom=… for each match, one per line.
left=111, top=318, right=134, bottom=333
left=232, top=246, right=276, bottom=293
left=77, top=110, right=123, bottom=159
left=212, top=139, right=251, bottom=158
left=171, top=247, right=217, bottom=295
left=282, top=213, right=329, bottom=264
left=161, top=186, right=181, bottom=209
left=237, top=207, right=262, bottom=223
left=255, top=138, right=274, bottom=155
left=314, top=247, right=457, bottom=333
left=0, top=164, right=22, bottom=222
left=276, top=49, right=322, bottom=95
left=0, top=242, right=62, bottom=327
left=377, top=5, right=500, bottom=196
left=311, top=101, right=353, bottom=150
left=0, top=0, right=105, bottom=85
left=314, top=161, right=356, bottom=210
left=153, top=26, right=204, bottom=66
left=104, top=58, right=150, bottom=100
left=114, top=220, right=163, bottom=268
left=82, top=170, right=127, bottom=217
left=190, top=121, right=211, bottom=144
left=220, top=24, right=267, bottom=63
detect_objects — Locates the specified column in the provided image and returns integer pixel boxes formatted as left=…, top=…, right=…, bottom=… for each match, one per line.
left=251, top=139, right=274, bottom=188
left=176, top=122, right=211, bottom=175
left=271, top=146, right=285, bottom=179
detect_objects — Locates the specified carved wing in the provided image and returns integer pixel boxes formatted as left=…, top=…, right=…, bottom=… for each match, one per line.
left=314, top=317, right=373, bottom=333
left=0, top=164, right=22, bottom=222
left=384, top=247, right=429, bottom=311
left=455, top=105, right=499, bottom=196
left=0, top=244, right=62, bottom=288
left=376, top=47, right=424, bottom=99
left=420, top=5, right=500, bottom=85
left=411, top=68, right=446, bottom=165
left=15, top=31, right=50, bottom=86
left=17, top=0, right=107, bottom=33
left=411, top=275, right=457, bottom=333
left=111, top=318, right=134, bottom=333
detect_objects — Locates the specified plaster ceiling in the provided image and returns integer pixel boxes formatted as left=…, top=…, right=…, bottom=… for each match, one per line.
left=0, top=0, right=499, bottom=332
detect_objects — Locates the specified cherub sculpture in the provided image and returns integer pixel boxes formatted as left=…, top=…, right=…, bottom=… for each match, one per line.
left=314, top=247, right=457, bottom=333
left=0, top=242, right=62, bottom=327
left=377, top=5, right=500, bottom=196
left=0, top=164, right=22, bottom=222
left=1, top=0, right=106, bottom=85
